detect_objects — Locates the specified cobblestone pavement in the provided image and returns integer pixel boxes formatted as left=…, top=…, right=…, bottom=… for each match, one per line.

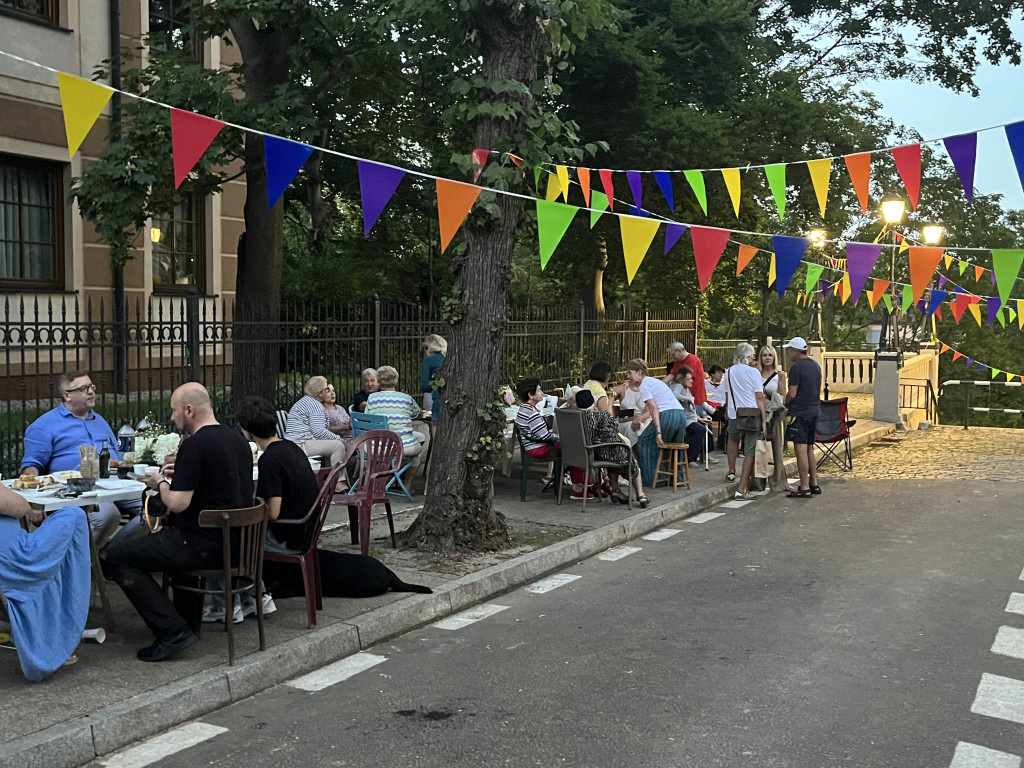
left=820, top=424, right=1024, bottom=482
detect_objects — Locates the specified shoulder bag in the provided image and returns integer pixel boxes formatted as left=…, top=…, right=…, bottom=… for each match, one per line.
left=728, top=367, right=762, bottom=432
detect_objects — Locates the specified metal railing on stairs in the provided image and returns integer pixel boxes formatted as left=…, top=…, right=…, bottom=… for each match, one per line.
left=899, top=377, right=939, bottom=425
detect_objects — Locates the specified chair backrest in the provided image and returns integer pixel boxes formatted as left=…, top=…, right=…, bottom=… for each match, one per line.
left=553, top=408, right=589, bottom=469
left=198, top=499, right=269, bottom=578
left=276, top=410, right=289, bottom=438
left=351, top=410, right=389, bottom=436
left=348, top=430, right=404, bottom=499
left=275, top=461, right=345, bottom=554
left=815, top=397, right=850, bottom=441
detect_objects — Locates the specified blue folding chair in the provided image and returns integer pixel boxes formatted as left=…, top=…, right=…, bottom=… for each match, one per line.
left=350, top=411, right=416, bottom=501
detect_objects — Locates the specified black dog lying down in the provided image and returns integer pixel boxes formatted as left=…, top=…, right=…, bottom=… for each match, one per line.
left=264, top=550, right=433, bottom=599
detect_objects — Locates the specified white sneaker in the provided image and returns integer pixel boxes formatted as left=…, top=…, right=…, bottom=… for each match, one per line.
left=262, top=593, right=277, bottom=616
left=202, top=603, right=244, bottom=624
left=707, top=456, right=720, bottom=464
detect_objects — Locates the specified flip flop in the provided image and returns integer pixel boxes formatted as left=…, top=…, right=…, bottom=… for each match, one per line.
left=809, top=485, right=822, bottom=495
left=786, top=488, right=812, bottom=498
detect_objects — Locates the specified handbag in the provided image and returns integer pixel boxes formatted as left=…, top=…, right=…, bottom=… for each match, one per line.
left=753, top=438, right=773, bottom=479
left=727, top=368, right=762, bottom=432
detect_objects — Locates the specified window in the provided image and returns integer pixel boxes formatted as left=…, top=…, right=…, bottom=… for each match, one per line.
left=149, top=0, right=199, bottom=58
left=0, top=0, right=59, bottom=25
left=0, top=154, right=64, bottom=289
left=151, top=195, right=205, bottom=292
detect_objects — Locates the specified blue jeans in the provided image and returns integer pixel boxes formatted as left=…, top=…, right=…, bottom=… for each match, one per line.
left=209, top=530, right=299, bottom=609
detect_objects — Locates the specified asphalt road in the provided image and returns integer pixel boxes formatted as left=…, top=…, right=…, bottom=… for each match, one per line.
left=91, top=458, right=1024, bottom=767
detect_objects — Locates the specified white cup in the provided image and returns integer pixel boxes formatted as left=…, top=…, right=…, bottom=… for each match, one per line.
left=133, top=464, right=148, bottom=476
left=147, top=466, right=160, bottom=475
left=81, top=628, right=106, bottom=644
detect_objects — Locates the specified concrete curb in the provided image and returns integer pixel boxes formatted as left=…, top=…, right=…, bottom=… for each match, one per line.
left=6, top=422, right=894, bottom=767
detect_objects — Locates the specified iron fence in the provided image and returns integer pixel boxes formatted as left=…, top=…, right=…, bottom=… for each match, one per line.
left=0, top=294, right=696, bottom=476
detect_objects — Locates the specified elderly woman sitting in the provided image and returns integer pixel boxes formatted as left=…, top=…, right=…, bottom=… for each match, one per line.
left=365, top=365, right=431, bottom=479
left=284, top=376, right=348, bottom=487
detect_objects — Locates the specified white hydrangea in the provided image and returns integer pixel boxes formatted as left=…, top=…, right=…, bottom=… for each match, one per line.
left=152, top=433, right=182, bottom=466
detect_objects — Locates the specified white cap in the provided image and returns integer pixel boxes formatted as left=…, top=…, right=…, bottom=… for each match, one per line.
left=567, top=385, right=584, bottom=396
left=782, top=336, right=808, bottom=351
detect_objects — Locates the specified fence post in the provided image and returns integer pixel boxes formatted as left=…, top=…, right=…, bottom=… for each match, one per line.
left=964, top=385, right=970, bottom=430
left=577, top=301, right=585, bottom=357
left=373, top=295, right=382, bottom=369
left=186, top=287, right=200, bottom=383
left=642, top=306, right=650, bottom=363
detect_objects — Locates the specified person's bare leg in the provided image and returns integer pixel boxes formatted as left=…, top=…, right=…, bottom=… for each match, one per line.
left=807, top=443, right=818, bottom=488
left=632, top=474, right=643, bottom=499
left=726, top=439, right=738, bottom=476
left=737, top=452, right=756, bottom=494
left=793, top=443, right=810, bottom=490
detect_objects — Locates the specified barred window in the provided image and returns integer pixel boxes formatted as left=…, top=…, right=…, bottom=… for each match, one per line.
left=151, top=195, right=205, bottom=292
left=0, top=0, right=59, bottom=25
left=0, top=154, right=64, bottom=289
left=149, top=0, right=199, bottom=58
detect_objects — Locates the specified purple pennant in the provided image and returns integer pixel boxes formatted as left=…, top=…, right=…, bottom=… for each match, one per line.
left=988, top=296, right=1002, bottom=325
left=1005, top=122, right=1024, bottom=196
left=357, top=160, right=406, bottom=236
left=991, top=269, right=998, bottom=285
left=942, top=132, right=978, bottom=202
left=927, top=289, right=948, bottom=316
left=845, top=243, right=883, bottom=306
left=916, top=299, right=926, bottom=315
left=937, top=275, right=947, bottom=288
left=966, top=358, right=974, bottom=368
left=664, top=223, right=688, bottom=255
left=771, top=235, right=809, bottom=298
left=653, top=171, right=675, bottom=212
left=264, top=136, right=314, bottom=210
left=819, top=279, right=832, bottom=297
left=627, top=171, right=642, bottom=212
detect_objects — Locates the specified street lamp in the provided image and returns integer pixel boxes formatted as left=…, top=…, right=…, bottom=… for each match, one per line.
left=877, top=193, right=906, bottom=355
left=880, top=194, right=906, bottom=226
left=808, top=228, right=827, bottom=249
left=921, top=223, right=945, bottom=245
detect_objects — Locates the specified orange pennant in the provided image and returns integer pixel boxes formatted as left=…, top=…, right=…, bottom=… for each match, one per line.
left=736, top=243, right=758, bottom=276
left=868, top=278, right=890, bottom=309
left=908, top=246, right=944, bottom=304
left=974, top=265, right=985, bottom=282
left=436, top=179, right=481, bottom=253
left=843, top=153, right=871, bottom=213
left=939, top=344, right=950, bottom=354
left=578, top=167, right=591, bottom=206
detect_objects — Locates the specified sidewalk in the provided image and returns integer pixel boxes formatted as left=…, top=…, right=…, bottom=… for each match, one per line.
left=1, top=418, right=894, bottom=768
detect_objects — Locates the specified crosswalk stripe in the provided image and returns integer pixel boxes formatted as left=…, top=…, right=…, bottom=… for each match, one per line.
left=98, top=722, right=227, bottom=768
left=992, top=626, right=1024, bottom=660
left=524, top=574, right=581, bottom=594
left=971, top=673, right=1024, bottom=725
left=433, top=604, right=509, bottom=630
left=687, top=511, right=726, bottom=523
left=950, top=741, right=1021, bottom=768
left=287, top=652, right=387, bottom=692
left=642, top=528, right=681, bottom=541
left=1005, top=593, right=1024, bottom=616
left=596, top=545, right=642, bottom=561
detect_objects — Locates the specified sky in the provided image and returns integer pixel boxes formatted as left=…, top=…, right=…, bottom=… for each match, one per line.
left=862, top=21, right=1024, bottom=211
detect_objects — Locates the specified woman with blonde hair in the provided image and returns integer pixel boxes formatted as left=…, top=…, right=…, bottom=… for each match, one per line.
left=283, top=376, right=348, bottom=484
left=625, top=358, right=687, bottom=491
left=756, top=345, right=788, bottom=491
left=420, top=334, right=447, bottom=426
left=367, top=366, right=431, bottom=482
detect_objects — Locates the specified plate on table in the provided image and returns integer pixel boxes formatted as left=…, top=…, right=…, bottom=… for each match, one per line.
left=95, top=478, right=145, bottom=490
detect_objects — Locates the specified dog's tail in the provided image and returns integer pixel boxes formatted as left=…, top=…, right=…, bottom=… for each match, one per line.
left=387, top=570, right=433, bottom=594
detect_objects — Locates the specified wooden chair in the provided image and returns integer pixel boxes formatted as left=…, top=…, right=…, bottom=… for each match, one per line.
left=513, top=424, right=561, bottom=501
left=343, top=430, right=402, bottom=555
left=169, top=499, right=268, bottom=665
left=654, top=443, right=691, bottom=490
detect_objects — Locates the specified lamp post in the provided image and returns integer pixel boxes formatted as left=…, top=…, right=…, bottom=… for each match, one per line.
left=919, top=223, right=945, bottom=341
left=878, top=193, right=906, bottom=353
left=807, top=228, right=827, bottom=343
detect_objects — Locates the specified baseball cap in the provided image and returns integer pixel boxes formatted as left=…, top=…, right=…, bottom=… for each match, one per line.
left=782, top=336, right=808, bottom=351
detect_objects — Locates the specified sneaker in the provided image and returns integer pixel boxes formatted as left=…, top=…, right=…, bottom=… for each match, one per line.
left=137, top=628, right=197, bottom=662
left=734, top=491, right=755, bottom=500
left=262, top=593, right=277, bottom=616
left=707, top=456, right=720, bottom=465
left=202, top=603, right=244, bottom=624
left=689, top=461, right=700, bottom=467
left=240, top=593, right=277, bottom=618
left=569, top=489, right=597, bottom=500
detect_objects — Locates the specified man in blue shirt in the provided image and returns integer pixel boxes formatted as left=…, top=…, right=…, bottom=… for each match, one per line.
left=20, top=371, right=133, bottom=545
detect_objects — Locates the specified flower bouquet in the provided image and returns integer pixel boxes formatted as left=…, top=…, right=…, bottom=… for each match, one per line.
left=131, top=416, right=181, bottom=466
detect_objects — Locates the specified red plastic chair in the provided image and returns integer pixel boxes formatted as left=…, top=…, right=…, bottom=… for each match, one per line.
left=262, top=461, right=346, bottom=629
left=344, top=430, right=403, bottom=555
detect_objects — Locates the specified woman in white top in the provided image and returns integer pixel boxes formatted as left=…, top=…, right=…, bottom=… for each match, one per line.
left=611, top=380, right=649, bottom=447
left=625, top=358, right=686, bottom=488
left=756, top=345, right=788, bottom=491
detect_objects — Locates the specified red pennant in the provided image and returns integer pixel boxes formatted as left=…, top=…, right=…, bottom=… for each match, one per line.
left=843, top=153, right=871, bottom=213
left=690, top=226, right=732, bottom=291
left=950, top=294, right=971, bottom=323
left=598, top=169, right=615, bottom=210
left=891, top=144, right=922, bottom=209
left=952, top=350, right=962, bottom=361
left=471, top=148, right=490, bottom=182
left=578, top=168, right=592, bottom=206
left=171, top=109, right=225, bottom=189
left=935, top=305, right=943, bottom=321
left=508, top=154, right=525, bottom=172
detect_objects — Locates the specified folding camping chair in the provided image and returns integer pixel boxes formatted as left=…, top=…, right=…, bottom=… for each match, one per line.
left=814, top=396, right=856, bottom=471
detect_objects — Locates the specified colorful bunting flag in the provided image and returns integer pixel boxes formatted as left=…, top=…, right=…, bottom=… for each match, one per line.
left=927, top=289, right=948, bottom=316
left=771, top=235, right=808, bottom=297
left=952, top=351, right=962, bottom=361
left=435, top=179, right=481, bottom=253
left=545, top=174, right=562, bottom=202
left=942, top=132, right=977, bottom=202
left=722, top=168, right=741, bottom=217
left=881, top=292, right=893, bottom=312
left=967, top=302, right=982, bottom=326
left=690, top=226, right=732, bottom=291
left=599, top=169, right=615, bottom=210
left=577, top=167, right=592, bottom=206
left=653, top=171, right=674, bottom=212
left=939, top=344, right=950, bottom=354
left=266, top=136, right=314, bottom=210
left=840, top=272, right=852, bottom=305
left=555, top=165, right=570, bottom=200
left=975, top=265, right=985, bottom=282
left=626, top=171, right=642, bottom=211
left=56, top=72, right=114, bottom=158
left=620, top=215, right=662, bottom=284
left=683, top=170, right=707, bottom=216
left=991, top=368, right=1002, bottom=379
left=736, top=243, right=758, bottom=276
left=806, top=158, right=831, bottom=217
left=170, top=109, right=226, bottom=189
left=768, top=253, right=777, bottom=288
left=764, top=164, right=787, bottom=220
left=356, top=159, right=405, bottom=235
left=908, top=246, right=944, bottom=303
left=943, top=253, right=953, bottom=269
left=1018, top=299, right=1024, bottom=330
left=536, top=199, right=578, bottom=269
left=589, top=190, right=609, bottom=228
left=991, top=249, right=1024, bottom=304
left=845, top=243, right=883, bottom=307
left=891, top=143, right=922, bottom=209
left=958, top=259, right=968, bottom=275
left=471, top=148, right=490, bottom=182
left=843, top=153, right=871, bottom=213
left=664, top=223, right=688, bottom=255
left=804, top=263, right=824, bottom=296
left=951, top=293, right=971, bottom=324
left=988, top=296, right=1002, bottom=326
left=901, top=284, right=913, bottom=313
left=868, top=278, right=890, bottom=310
left=1005, top=121, right=1024, bottom=197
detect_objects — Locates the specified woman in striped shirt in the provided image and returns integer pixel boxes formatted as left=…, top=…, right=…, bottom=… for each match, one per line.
left=514, top=378, right=590, bottom=500
left=365, top=366, right=430, bottom=480
left=284, top=376, right=347, bottom=478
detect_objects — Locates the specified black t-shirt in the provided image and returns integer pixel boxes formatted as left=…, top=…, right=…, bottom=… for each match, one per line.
left=786, top=357, right=822, bottom=419
left=352, top=390, right=370, bottom=411
left=171, top=424, right=255, bottom=546
left=258, top=439, right=320, bottom=550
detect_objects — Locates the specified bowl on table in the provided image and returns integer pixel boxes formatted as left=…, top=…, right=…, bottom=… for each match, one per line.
left=66, top=477, right=97, bottom=494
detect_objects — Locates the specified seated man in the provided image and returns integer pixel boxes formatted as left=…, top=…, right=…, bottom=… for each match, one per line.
left=105, top=383, right=254, bottom=662
left=351, top=368, right=379, bottom=413
left=20, top=371, right=137, bottom=546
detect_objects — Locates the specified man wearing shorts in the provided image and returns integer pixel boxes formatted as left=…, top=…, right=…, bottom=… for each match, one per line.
left=782, top=337, right=822, bottom=498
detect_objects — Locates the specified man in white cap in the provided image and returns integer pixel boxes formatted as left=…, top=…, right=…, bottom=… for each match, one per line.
left=782, top=337, right=822, bottom=498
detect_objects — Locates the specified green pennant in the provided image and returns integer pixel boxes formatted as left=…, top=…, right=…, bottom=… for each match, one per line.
left=992, top=367, right=1002, bottom=379
left=1010, top=307, right=1018, bottom=323
left=764, top=163, right=787, bottom=220
left=997, top=308, right=1007, bottom=328
left=805, top=263, right=824, bottom=296
left=881, top=292, right=893, bottom=312
left=901, top=284, right=913, bottom=312
left=533, top=165, right=543, bottom=191
left=683, top=170, right=707, bottom=216
left=536, top=199, right=578, bottom=269
left=991, top=249, right=1024, bottom=305
left=958, top=259, right=968, bottom=275
left=589, top=190, right=610, bottom=228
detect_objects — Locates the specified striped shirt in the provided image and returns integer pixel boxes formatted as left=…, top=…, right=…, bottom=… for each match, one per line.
left=515, top=402, right=554, bottom=453
left=284, top=396, right=339, bottom=441
left=365, top=391, right=421, bottom=447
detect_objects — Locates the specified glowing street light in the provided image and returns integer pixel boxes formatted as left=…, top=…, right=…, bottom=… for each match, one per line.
left=808, top=228, right=827, bottom=248
left=879, top=193, right=906, bottom=225
left=920, top=223, right=945, bottom=245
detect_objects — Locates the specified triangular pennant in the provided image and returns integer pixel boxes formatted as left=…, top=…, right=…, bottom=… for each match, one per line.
left=951, top=293, right=971, bottom=324
left=722, top=168, right=741, bottom=217
left=988, top=296, right=1003, bottom=326
left=589, top=190, right=610, bottom=228
left=436, top=179, right=482, bottom=253
left=977, top=363, right=986, bottom=371
left=908, top=246, right=944, bottom=303
left=952, top=351, right=962, bottom=361
left=958, top=259, right=968, bottom=275
left=545, top=174, right=562, bottom=202
left=689, top=226, right=732, bottom=291
left=556, top=165, right=570, bottom=201
left=265, top=136, right=315, bottom=210
left=599, top=169, right=615, bottom=211
left=967, top=302, right=982, bottom=326
left=356, top=160, right=405, bottom=235
left=653, top=171, right=675, bottom=212
left=1009, top=307, right=1018, bottom=323
left=966, top=358, right=975, bottom=367
left=170, top=109, right=226, bottom=189
left=991, top=367, right=1002, bottom=379
left=901, top=284, right=913, bottom=313
left=991, top=249, right=1024, bottom=305
left=509, top=154, right=525, bottom=171
left=891, top=144, right=922, bottom=209
left=770, top=235, right=807, bottom=297
left=805, top=263, right=825, bottom=296
left=536, top=199, right=578, bottom=269
left=1008, top=372, right=1016, bottom=382
left=942, top=132, right=977, bottom=202
left=764, top=164, right=787, bottom=220
left=943, top=253, right=953, bottom=269
left=471, top=148, right=490, bottom=182
left=683, top=170, right=707, bottom=215
left=843, top=152, right=871, bottom=213
left=664, top=223, right=688, bottom=255
left=869, top=279, right=890, bottom=310
left=1004, top=122, right=1024, bottom=197
left=882, top=293, right=893, bottom=312
left=806, top=158, right=831, bottom=217
left=991, top=269, right=998, bottom=285
left=927, top=289, right=948, bottom=316
left=845, top=243, right=883, bottom=307
left=975, top=265, right=986, bottom=282
left=937, top=275, right=948, bottom=289
left=935, top=305, right=944, bottom=321
left=533, top=165, right=543, bottom=190
left=620, top=215, right=662, bottom=284
left=736, top=244, right=758, bottom=276
left=626, top=171, right=642, bottom=211
left=1018, top=299, right=1024, bottom=329
left=56, top=72, right=114, bottom=158
left=768, top=253, right=777, bottom=288
left=939, top=344, right=950, bottom=354
left=840, top=272, right=852, bottom=305
left=578, top=168, right=592, bottom=206
left=899, top=239, right=909, bottom=255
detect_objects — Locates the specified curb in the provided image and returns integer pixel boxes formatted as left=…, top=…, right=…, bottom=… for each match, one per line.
left=5, top=422, right=894, bottom=767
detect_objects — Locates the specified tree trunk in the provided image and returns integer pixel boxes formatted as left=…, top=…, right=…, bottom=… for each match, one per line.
left=404, top=5, right=542, bottom=553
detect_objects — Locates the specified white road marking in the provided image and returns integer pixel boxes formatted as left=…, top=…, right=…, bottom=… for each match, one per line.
left=971, top=673, right=1024, bottom=725
left=720, top=500, right=753, bottom=509
left=596, top=545, right=642, bottom=561
left=287, top=652, right=387, bottom=692
left=523, top=574, right=581, bottom=594
left=687, top=511, right=726, bottom=523
left=1006, top=593, right=1024, bottom=616
left=433, top=604, right=509, bottom=630
left=992, top=626, right=1024, bottom=660
left=642, top=528, right=681, bottom=541
left=98, top=723, right=227, bottom=768
left=950, top=741, right=1021, bottom=768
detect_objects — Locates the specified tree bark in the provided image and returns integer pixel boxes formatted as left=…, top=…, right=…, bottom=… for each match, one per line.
left=404, top=4, right=542, bottom=553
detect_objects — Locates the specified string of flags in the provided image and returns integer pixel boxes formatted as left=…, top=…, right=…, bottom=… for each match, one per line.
left=7, top=49, right=1024, bottom=297
left=933, top=338, right=1024, bottom=383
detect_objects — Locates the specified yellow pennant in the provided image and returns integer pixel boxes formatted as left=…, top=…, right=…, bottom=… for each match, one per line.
left=57, top=72, right=114, bottom=158
left=545, top=173, right=562, bottom=202
left=806, top=158, right=832, bottom=217
left=865, top=289, right=875, bottom=308
left=967, top=303, right=983, bottom=326
left=556, top=165, right=570, bottom=201
left=1008, top=372, right=1016, bottom=382
left=899, top=239, right=910, bottom=255
left=1018, top=299, right=1024, bottom=330
left=721, top=168, right=742, bottom=217
left=768, top=253, right=777, bottom=287
left=841, top=272, right=852, bottom=305
left=943, top=253, right=953, bottom=269
left=619, top=215, right=662, bottom=285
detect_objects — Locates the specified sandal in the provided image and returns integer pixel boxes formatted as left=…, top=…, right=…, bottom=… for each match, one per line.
left=809, top=485, right=822, bottom=495
left=637, top=495, right=649, bottom=509
left=612, top=490, right=629, bottom=505
left=725, top=472, right=736, bottom=482
left=786, top=488, right=812, bottom=498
